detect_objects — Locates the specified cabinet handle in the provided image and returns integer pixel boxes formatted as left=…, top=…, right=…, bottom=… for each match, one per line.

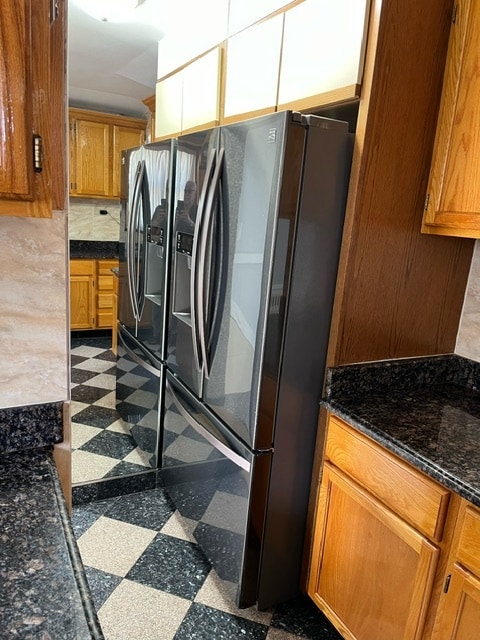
left=444, top=574, right=451, bottom=593
left=50, top=0, right=59, bottom=25
left=33, top=135, right=43, bottom=173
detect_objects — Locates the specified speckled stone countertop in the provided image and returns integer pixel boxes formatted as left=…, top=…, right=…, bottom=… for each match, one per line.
left=0, top=402, right=63, bottom=454
left=70, top=240, right=119, bottom=259
left=324, top=354, right=480, bottom=507
left=0, top=448, right=103, bottom=639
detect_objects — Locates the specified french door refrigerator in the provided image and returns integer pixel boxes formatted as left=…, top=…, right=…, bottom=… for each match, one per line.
left=116, top=140, right=175, bottom=470
left=162, top=111, right=353, bottom=609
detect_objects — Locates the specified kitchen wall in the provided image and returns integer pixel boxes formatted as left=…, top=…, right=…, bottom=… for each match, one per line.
left=456, top=241, right=480, bottom=363
left=69, top=199, right=120, bottom=241
left=0, top=212, right=69, bottom=409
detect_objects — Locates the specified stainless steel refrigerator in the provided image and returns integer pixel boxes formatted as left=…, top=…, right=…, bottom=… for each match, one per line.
left=161, top=111, right=353, bottom=609
left=116, top=139, right=175, bottom=470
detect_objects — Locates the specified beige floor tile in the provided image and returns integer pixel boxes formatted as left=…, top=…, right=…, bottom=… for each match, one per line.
left=98, top=579, right=190, bottom=640
left=77, top=517, right=157, bottom=577
left=122, top=446, right=152, bottom=467
left=71, top=423, right=102, bottom=449
left=94, top=390, right=116, bottom=409
left=71, top=345, right=107, bottom=358
left=195, top=569, right=273, bottom=626
left=84, top=374, right=116, bottom=390
left=71, top=450, right=119, bottom=484
left=74, top=358, right=116, bottom=373
left=70, top=400, right=89, bottom=416
left=266, top=628, right=303, bottom=640
left=105, top=418, right=130, bottom=434
left=160, top=510, right=197, bottom=544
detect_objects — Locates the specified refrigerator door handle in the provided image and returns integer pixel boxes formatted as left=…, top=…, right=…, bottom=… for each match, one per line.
left=166, top=379, right=251, bottom=472
left=136, top=166, right=150, bottom=321
left=118, top=330, right=162, bottom=378
left=196, top=147, right=225, bottom=379
left=190, top=147, right=216, bottom=372
left=128, top=161, right=144, bottom=321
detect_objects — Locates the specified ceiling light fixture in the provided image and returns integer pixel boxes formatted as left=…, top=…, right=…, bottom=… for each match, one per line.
left=72, top=0, right=147, bottom=23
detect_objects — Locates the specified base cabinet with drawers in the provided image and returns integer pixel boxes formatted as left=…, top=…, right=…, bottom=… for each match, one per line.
left=70, top=259, right=118, bottom=331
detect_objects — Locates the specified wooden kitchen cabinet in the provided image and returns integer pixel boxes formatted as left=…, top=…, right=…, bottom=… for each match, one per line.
left=69, top=258, right=119, bottom=330
left=422, top=0, right=480, bottom=238
left=308, top=415, right=450, bottom=640
left=69, top=109, right=146, bottom=199
left=0, top=0, right=52, bottom=217
left=431, top=503, right=480, bottom=639
left=70, top=260, right=96, bottom=330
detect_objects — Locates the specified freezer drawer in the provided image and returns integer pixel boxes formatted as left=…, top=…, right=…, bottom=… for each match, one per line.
left=162, top=372, right=271, bottom=607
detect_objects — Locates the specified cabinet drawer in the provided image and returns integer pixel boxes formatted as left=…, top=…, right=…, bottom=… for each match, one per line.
left=96, top=310, right=113, bottom=328
left=70, top=259, right=95, bottom=276
left=97, top=292, right=113, bottom=309
left=326, top=416, right=450, bottom=540
left=457, top=506, right=480, bottom=576
left=97, top=275, right=114, bottom=291
left=97, top=259, right=118, bottom=275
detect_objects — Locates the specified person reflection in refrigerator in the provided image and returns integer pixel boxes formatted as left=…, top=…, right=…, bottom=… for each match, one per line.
left=175, top=180, right=197, bottom=230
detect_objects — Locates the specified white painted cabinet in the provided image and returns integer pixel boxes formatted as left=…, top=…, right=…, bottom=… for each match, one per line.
left=182, top=48, right=222, bottom=133
left=227, top=0, right=291, bottom=36
left=156, top=48, right=222, bottom=139
left=155, top=73, right=183, bottom=139
left=278, top=0, right=370, bottom=110
left=223, top=15, right=284, bottom=121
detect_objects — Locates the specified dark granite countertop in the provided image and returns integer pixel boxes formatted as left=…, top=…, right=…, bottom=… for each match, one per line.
left=70, top=240, right=119, bottom=260
left=0, top=448, right=103, bottom=638
left=324, top=354, right=480, bottom=508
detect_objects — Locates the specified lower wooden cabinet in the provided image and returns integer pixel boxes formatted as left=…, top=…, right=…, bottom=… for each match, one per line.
left=432, top=503, right=480, bottom=639
left=70, top=259, right=118, bottom=331
left=70, top=260, right=95, bottom=329
left=308, top=415, right=451, bottom=640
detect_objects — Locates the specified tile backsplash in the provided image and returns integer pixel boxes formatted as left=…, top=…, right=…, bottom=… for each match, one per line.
left=456, top=240, right=480, bottom=363
left=69, top=198, right=120, bottom=241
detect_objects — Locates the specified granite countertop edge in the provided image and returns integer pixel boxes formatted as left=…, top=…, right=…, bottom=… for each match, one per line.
left=323, top=354, right=480, bottom=509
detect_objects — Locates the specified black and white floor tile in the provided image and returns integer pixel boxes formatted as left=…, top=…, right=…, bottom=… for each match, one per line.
left=72, top=488, right=344, bottom=640
left=70, top=337, right=344, bottom=639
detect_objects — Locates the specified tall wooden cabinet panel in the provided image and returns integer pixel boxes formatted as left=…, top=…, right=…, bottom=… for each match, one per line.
left=111, top=125, right=146, bottom=197
left=0, top=0, right=52, bottom=217
left=422, top=0, right=480, bottom=238
left=155, top=73, right=183, bottom=140
left=182, top=48, right=222, bottom=133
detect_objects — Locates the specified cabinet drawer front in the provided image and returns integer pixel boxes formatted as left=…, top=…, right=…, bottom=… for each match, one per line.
left=97, top=310, right=113, bottom=328
left=70, top=259, right=95, bottom=276
left=326, top=416, right=450, bottom=540
left=97, top=259, right=118, bottom=275
left=97, top=274, right=114, bottom=291
left=457, top=506, right=480, bottom=576
left=97, top=292, right=113, bottom=309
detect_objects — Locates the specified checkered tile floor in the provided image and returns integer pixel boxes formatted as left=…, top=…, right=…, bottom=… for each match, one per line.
left=71, top=337, right=152, bottom=485
left=70, top=337, right=344, bottom=639
left=72, top=488, right=344, bottom=640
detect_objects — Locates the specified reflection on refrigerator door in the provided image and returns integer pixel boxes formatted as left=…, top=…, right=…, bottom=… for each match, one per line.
left=162, top=373, right=272, bottom=607
left=115, top=329, right=163, bottom=469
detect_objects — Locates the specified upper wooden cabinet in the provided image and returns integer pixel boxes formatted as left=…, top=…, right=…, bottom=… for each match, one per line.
left=0, top=0, right=53, bottom=217
left=422, top=0, right=480, bottom=238
left=69, top=109, right=146, bottom=199
left=277, top=0, right=370, bottom=111
left=155, top=48, right=222, bottom=140
left=223, top=15, right=283, bottom=122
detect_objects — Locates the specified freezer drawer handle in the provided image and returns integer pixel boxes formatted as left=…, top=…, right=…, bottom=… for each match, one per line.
left=118, top=331, right=162, bottom=378
left=166, top=379, right=251, bottom=472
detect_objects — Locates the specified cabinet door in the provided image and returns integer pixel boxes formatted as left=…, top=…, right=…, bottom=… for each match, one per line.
left=436, top=565, right=480, bottom=639
left=422, top=0, right=480, bottom=238
left=0, top=0, right=52, bottom=217
left=308, top=463, right=439, bottom=640
left=155, top=73, right=183, bottom=140
left=72, top=119, right=111, bottom=197
left=277, top=0, right=369, bottom=111
left=70, top=260, right=95, bottom=329
left=223, top=14, right=283, bottom=122
left=111, top=125, right=145, bottom=197
left=182, top=48, right=222, bottom=133
left=96, top=259, right=118, bottom=328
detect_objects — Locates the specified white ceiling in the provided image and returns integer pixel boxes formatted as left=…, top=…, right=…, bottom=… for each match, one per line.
left=68, top=1, right=165, bottom=118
